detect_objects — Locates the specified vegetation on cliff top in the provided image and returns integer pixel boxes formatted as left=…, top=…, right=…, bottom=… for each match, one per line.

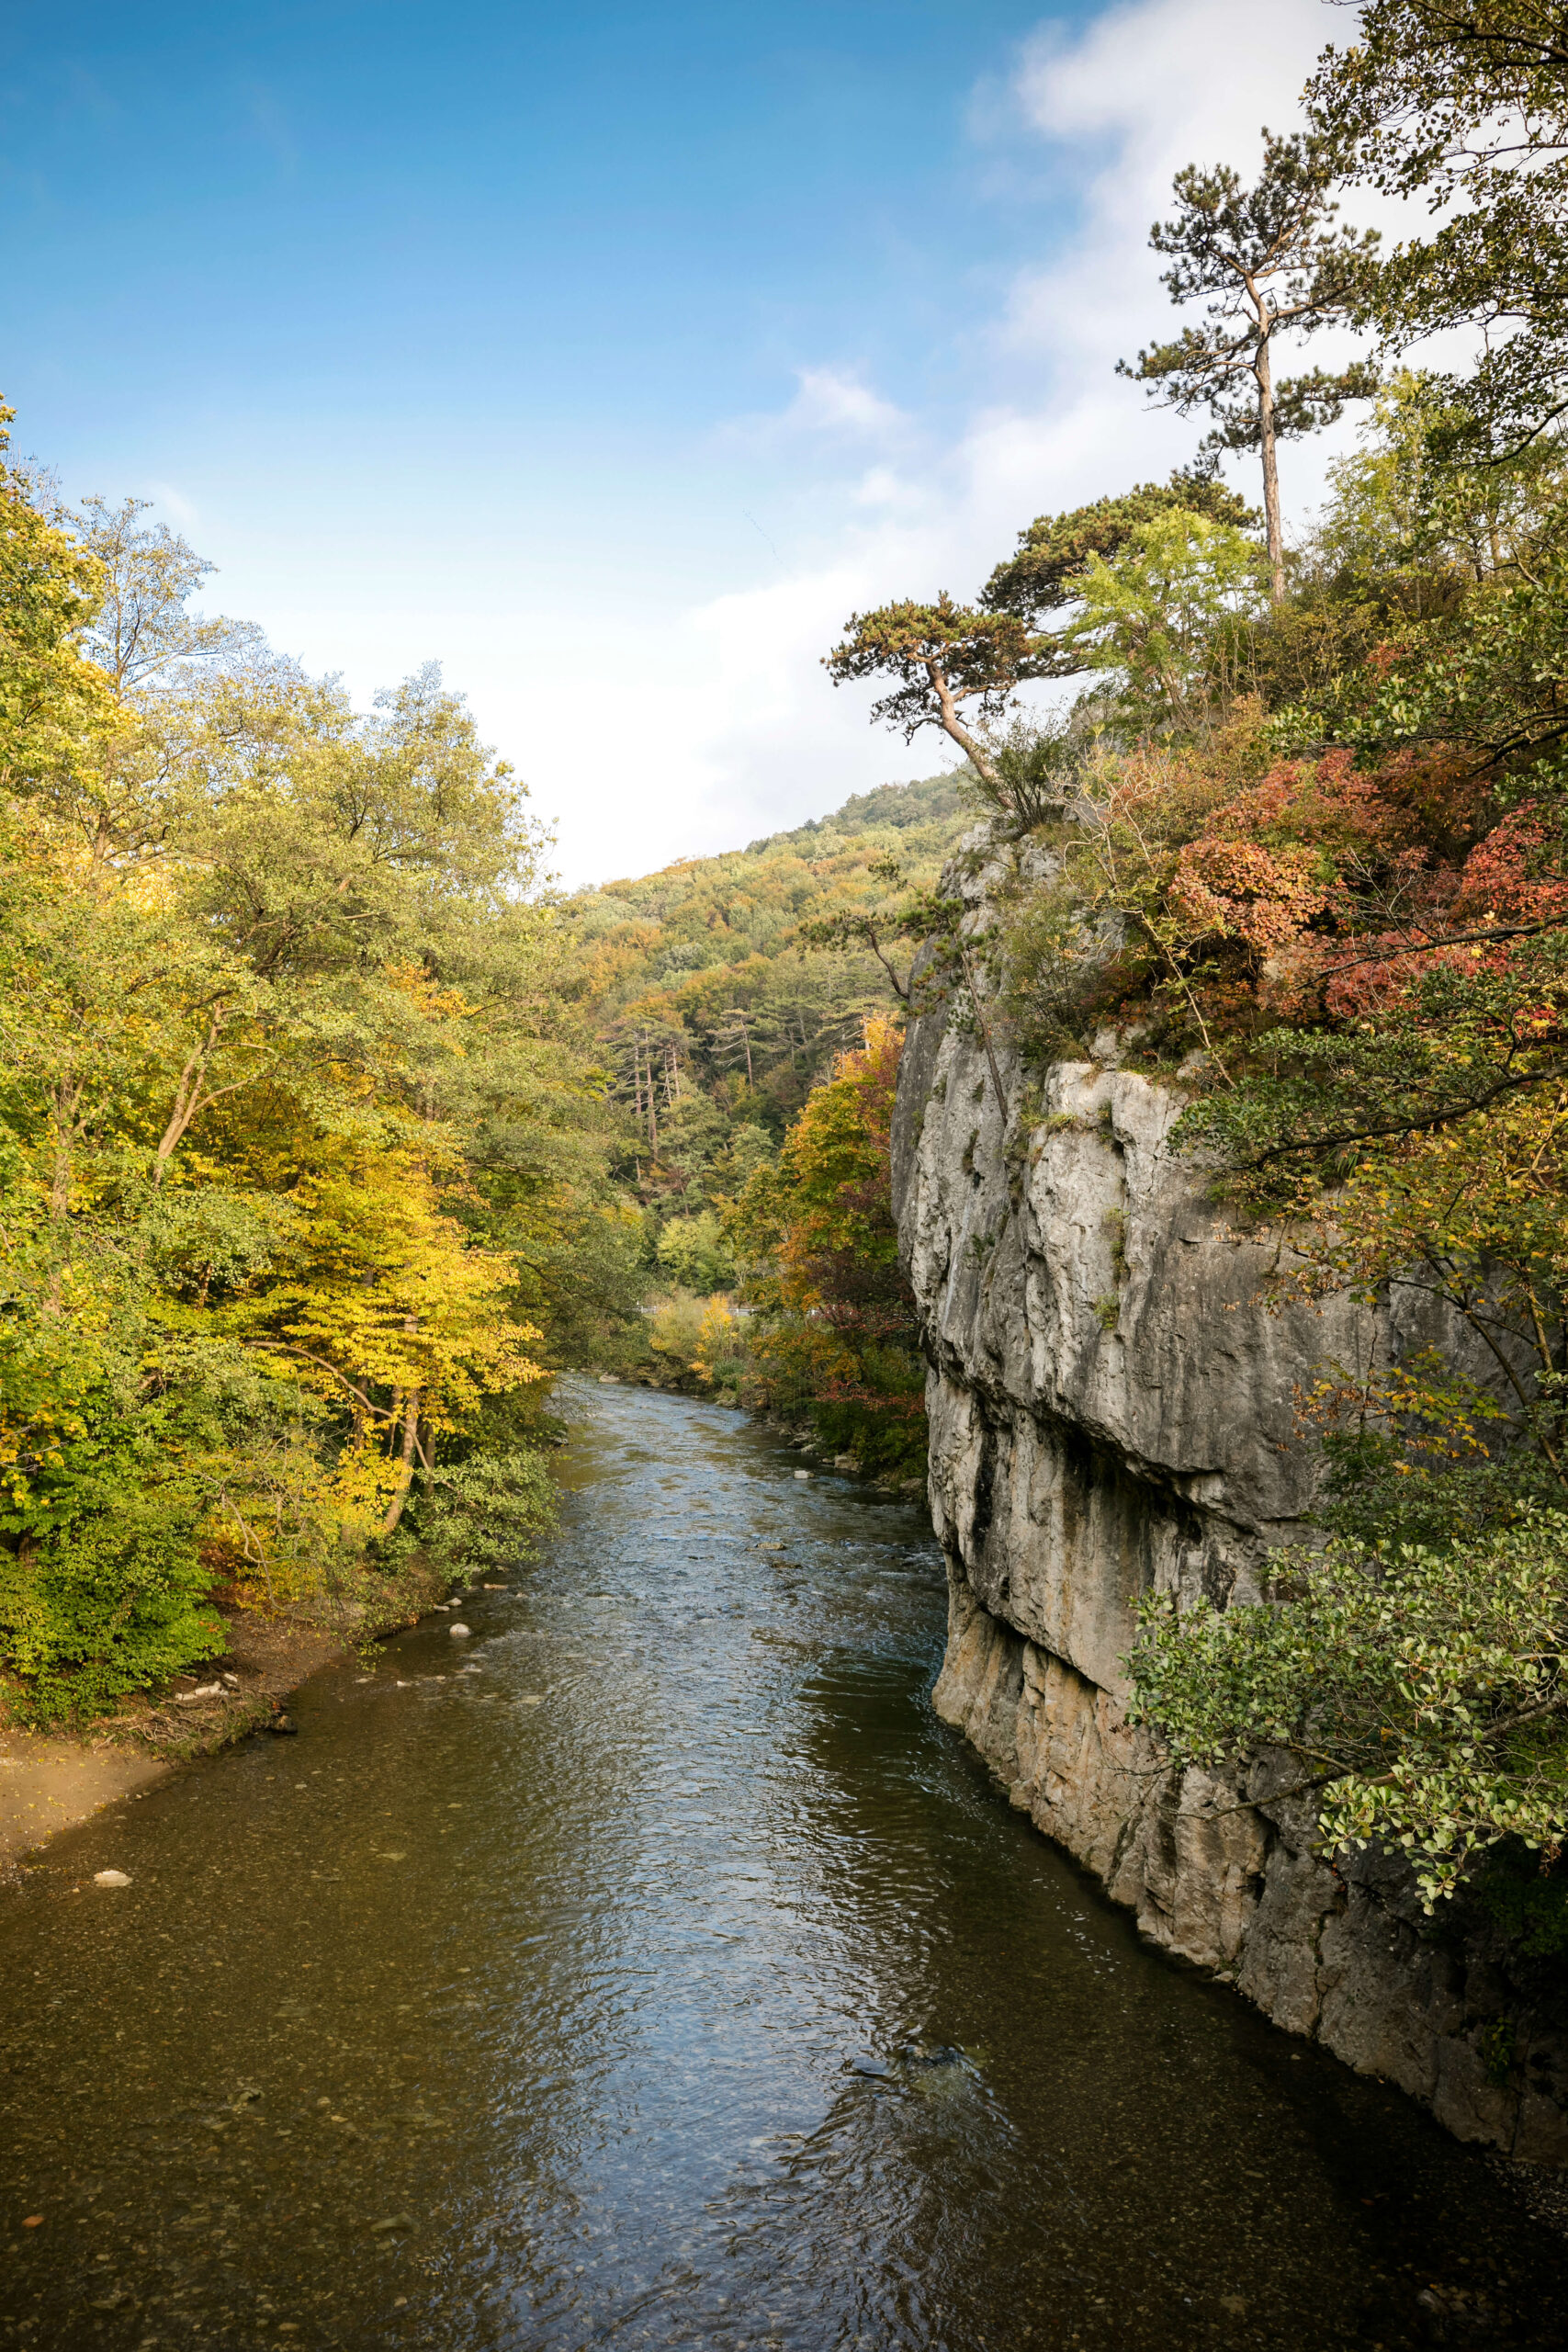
left=825, top=1, right=1568, bottom=1913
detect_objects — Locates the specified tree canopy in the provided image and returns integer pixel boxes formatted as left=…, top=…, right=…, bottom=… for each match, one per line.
left=1118, top=131, right=1382, bottom=598
left=0, top=434, right=626, bottom=1717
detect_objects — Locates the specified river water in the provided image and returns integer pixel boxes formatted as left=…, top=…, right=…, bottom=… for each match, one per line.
left=2, top=1382, right=1565, bottom=2352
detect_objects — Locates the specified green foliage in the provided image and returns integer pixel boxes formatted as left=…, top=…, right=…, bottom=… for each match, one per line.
left=1059, top=512, right=1269, bottom=735
left=647, top=1290, right=710, bottom=1381
left=565, top=771, right=964, bottom=1198
left=0, top=423, right=617, bottom=1715
left=823, top=595, right=1050, bottom=786
left=655, top=1209, right=735, bottom=1295
left=1118, top=130, right=1381, bottom=590
left=729, top=1017, right=926, bottom=1474
left=964, top=712, right=1085, bottom=836
left=390, top=1450, right=558, bottom=1585
left=981, top=470, right=1259, bottom=621
left=0, top=1506, right=224, bottom=1725
left=1129, top=1512, right=1568, bottom=1908
left=1307, top=3, right=1568, bottom=459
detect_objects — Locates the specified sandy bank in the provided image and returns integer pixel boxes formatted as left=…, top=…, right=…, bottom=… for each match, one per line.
left=0, top=1583, right=440, bottom=1872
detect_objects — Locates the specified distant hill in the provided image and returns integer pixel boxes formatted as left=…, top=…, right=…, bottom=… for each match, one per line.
left=559, top=768, right=971, bottom=1205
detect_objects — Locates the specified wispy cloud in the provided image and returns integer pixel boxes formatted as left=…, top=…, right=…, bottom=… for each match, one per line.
left=725, top=364, right=910, bottom=454
left=139, top=479, right=203, bottom=531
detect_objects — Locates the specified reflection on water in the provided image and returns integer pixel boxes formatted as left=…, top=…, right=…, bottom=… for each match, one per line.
left=0, top=1382, right=1564, bottom=2350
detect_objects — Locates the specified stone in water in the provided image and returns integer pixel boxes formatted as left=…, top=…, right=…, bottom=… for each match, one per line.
left=448, top=1623, right=471, bottom=1639
left=94, top=1869, right=131, bottom=1888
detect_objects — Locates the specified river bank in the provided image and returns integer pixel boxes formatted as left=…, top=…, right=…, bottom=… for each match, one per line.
left=0, top=1562, right=457, bottom=1871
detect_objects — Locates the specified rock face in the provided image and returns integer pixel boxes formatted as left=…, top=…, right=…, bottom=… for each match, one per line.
left=892, top=839, right=1568, bottom=2164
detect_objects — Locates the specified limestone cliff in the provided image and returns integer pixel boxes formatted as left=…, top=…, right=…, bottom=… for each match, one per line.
left=893, top=834, right=1568, bottom=2164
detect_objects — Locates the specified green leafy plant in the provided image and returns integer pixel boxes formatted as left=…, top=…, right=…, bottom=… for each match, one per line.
left=1128, top=1511, right=1568, bottom=1908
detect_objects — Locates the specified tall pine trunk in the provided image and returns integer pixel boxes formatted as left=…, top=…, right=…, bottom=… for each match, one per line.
left=1256, top=334, right=1285, bottom=605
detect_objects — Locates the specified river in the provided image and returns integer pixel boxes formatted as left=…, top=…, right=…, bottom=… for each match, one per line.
left=1, top=1381, right=1564, bottom=2351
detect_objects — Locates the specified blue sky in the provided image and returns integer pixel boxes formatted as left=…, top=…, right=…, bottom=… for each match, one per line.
left=4, top=0, right=1355, bottom=883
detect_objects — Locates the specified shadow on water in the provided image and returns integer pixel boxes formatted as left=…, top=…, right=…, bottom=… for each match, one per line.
left=0, top=1379, right=1565, bottom=2350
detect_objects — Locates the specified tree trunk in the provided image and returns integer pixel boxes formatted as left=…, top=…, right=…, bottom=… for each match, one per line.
left=1256, top=334, right=1285, bottom=605
left=381, top=1388, right=422, bottom=1537
left=925, top=661, right=1001, bottom=786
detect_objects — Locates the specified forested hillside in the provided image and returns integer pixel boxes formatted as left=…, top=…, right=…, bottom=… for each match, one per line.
left=566, top=768, right=964, bottom=1139
left=557, top=771, right=966, bottom=1330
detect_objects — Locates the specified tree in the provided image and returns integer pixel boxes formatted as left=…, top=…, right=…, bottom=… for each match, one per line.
left=1308, top=3, right=1568, bottom=457
left=1059, top=511, right=1269, bottom=735
left=822, top=594, right=1048, bottom=786
left=74, top=496, right=259, bottom=701
left=728, top=1016, right=924, bottom=1471
left=0, top=408, right=118, bottom=801
left=1129, top=1510, right=1568, bottom=1909
left=0, top=428, right=619, bottom=1713
left=981, top=470, right=1259, bottom=622
left=1119, top=132, right=1382, bottom=600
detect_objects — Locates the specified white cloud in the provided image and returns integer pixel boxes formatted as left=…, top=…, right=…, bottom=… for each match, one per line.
left=726, top=365, right=909, bottom=455
left=788, top=366, right=907, bottom=438
left=1015, top=0, right=1325, bottom=153
left=542, top=0, right=1358, bottom=887
left=219, top=1, right=1409, bottom=888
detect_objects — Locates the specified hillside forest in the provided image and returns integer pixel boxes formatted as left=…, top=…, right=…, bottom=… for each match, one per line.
left=6, top=0, right=1568, bottom=1947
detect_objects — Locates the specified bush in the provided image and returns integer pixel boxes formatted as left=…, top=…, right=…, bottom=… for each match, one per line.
left=0, top=1508, right=226, bottom=1724
left=693, top=1295, right=749, bottom=1398
left=1128, top=1510, right=1568, bottom=1909
left=392, top=1448, right=558, bottom=1583
left=648, top=1290, right=708, bottom=1378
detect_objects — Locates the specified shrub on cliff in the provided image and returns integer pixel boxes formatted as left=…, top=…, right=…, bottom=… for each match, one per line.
left=1129, top=1513, right=1568, bottom=1911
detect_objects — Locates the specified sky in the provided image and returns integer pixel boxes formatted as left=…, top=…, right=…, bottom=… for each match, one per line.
left=3, top=0, right=1377, bottom=886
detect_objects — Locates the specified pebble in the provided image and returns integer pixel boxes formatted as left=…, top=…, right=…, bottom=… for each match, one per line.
left=93, top=1870, right=132, bottom=1888
left=794, top=1469, right=812, bottom=1480
left=448, top=1623, right=471, bottom=1639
